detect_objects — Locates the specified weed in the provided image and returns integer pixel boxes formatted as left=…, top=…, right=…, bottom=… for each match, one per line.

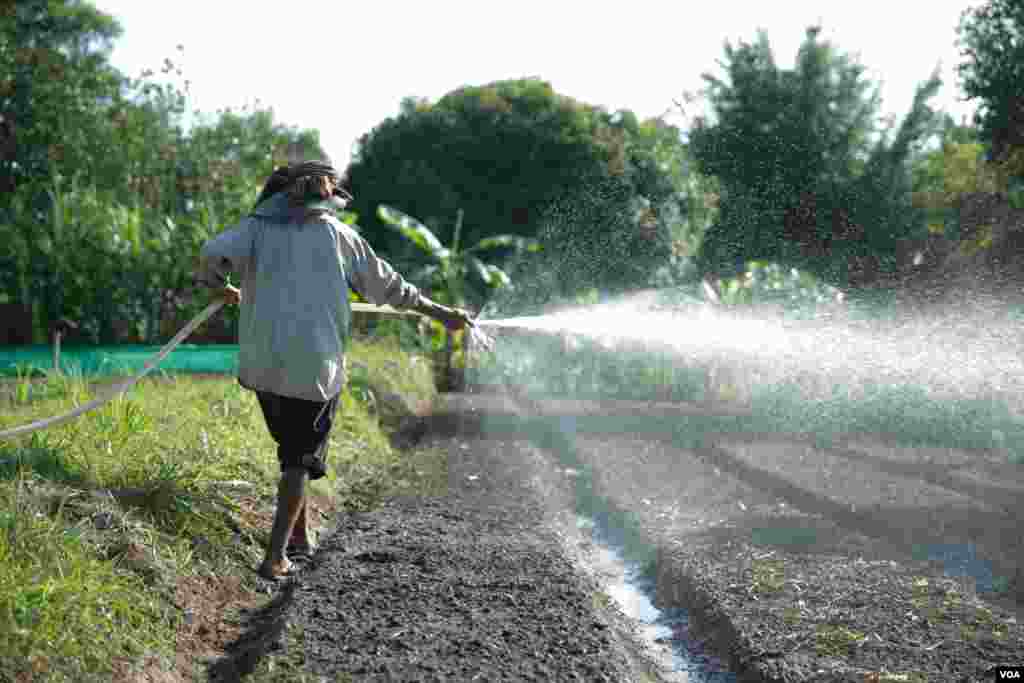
left=867, top=674, right=928, bottom=683
left=0, top=432, right=83, bottom=483
left=974, top=605, right=996, bottom=625
left=910, top=576, right=930, bottom=609
left=10, top=363, right=47, bottom=406
left=970, top=604, right=1009, bottom=640
left=751, top=558, right=785, bottom=594
left=814, top=623, right=866, bottom=657
left=942, top=587, right=962, bottom=611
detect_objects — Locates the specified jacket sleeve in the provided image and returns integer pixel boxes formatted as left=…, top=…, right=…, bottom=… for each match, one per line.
left=195, top=222, right=253, bottom=288
left=341, top=226, right=422, bottom=310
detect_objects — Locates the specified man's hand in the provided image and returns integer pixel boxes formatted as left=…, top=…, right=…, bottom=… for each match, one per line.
left=434, top=305, right=473, bottom=331
left=438, top=305, right=474, bottom=331
left=414, top=297, right=473, bottom=331
left=221, top=285, right=242, bottom=305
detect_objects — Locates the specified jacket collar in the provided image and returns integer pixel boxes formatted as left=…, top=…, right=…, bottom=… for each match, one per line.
left=251, top=192, right=347, bottom=220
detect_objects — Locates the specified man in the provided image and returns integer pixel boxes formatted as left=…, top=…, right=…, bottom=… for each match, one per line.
left=196, top=161, right=472, bottom=580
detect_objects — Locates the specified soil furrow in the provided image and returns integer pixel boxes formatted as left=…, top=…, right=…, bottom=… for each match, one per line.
left=288, top=434, right=671, bottom=682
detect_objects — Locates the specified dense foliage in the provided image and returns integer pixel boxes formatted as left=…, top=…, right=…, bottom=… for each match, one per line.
left=690, top=26, right=943, bottom=288
left=911, top=118, right=999, bottom=237
left=0, top=1, right=329, bottom=344
left=956, top=0, right=1024, bottom=178
left=345, top=79, right=704, bottom=304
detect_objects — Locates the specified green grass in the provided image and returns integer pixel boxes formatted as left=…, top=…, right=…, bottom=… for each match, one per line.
left=0, top=336, right=439, bottom=682
left=0, top=478, right=174, bottom=681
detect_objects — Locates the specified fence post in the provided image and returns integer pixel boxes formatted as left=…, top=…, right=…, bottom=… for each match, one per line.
left=53, top=330, right=61, bottom=375
left=50, top=319, right=78, bottom=376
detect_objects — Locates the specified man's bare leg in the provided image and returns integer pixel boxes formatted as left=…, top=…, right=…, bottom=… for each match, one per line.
left=259, top=468, right=307, bottom=578
left=288, top=495, right=317, bottom=553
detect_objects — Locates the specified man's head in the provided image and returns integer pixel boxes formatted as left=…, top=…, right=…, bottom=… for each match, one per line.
left=255, top=161, right=353, bottom=208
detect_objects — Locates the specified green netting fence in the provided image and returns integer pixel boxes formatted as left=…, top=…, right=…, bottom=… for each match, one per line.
left=0, top=345, right=238, bottom=378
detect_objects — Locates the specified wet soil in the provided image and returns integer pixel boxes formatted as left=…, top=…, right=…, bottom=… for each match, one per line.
left=574, top=432, right=1024, bottom=682
left=464, top=393, right=1024, bottom=682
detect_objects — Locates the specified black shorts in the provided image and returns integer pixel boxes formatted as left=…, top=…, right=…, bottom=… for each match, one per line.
left=256, top=390, right=340, bottom=480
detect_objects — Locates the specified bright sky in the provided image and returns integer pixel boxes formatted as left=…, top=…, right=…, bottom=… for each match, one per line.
left=93, top=0, right=981, bottom=168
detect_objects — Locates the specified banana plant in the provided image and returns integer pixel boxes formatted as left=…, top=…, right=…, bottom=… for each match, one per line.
left=377, top=205, right=541, bottom=388
left=376, top=205, right=540, bottom=310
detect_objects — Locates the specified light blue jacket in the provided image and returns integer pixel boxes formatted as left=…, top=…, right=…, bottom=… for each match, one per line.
left=196, top=192, right=422, bottom=402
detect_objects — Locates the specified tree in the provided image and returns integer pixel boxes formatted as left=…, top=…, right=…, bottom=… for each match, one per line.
left=908, top=116, right=1024, bottom=294
left=524, top=170, right=675, bottom=299
left=912, top=117, right=1000, bottom=239
left=956, top=0, right=1024, bottom=178
left=690, top=26, right=942, bottom=288
left=0, top=0, right=129, bottom=340
left=344, top=78, right=688, bottom=301
left=0, top=1, right=332, bottom=344
left=0, top=0, right=124, bottom=197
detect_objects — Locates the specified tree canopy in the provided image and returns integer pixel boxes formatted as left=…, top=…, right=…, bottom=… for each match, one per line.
left=956, top=0, right=1024, bottom=176
left=0, top=0, right=330, bottom=344
left=344, top=78, right=694, bottom=302
left=690, top=26, right=942, bottom=288
left=0, top=0, right=124, bottom=197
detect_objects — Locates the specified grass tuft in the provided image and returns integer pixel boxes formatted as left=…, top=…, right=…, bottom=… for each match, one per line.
left=0, top=474, right=174, bottom=680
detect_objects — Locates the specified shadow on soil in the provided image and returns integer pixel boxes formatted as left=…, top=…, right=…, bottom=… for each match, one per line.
left=203, top=414, right=449, bottom=682
left=206, top=579, right=300, bottom=682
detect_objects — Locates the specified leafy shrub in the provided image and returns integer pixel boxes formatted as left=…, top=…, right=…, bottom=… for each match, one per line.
left=714, top=260, right=845, bottom=313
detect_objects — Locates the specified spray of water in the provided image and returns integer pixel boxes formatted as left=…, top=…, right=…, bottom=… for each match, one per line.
left=465, top=323, right=496, bottom=354
left=472, top=286, right=1024, bottom=446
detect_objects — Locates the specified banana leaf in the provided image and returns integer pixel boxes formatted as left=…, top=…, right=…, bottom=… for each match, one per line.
left=466, top=234, right=542, bottom=254
left=377, top=205, right=444, bottom=254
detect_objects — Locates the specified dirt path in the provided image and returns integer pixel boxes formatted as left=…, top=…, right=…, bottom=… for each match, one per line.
left=287, top=444, right=647, bottom=682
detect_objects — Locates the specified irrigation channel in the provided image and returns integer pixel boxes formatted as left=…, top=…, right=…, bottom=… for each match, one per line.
left=426, top=392, right=738, bottom=681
